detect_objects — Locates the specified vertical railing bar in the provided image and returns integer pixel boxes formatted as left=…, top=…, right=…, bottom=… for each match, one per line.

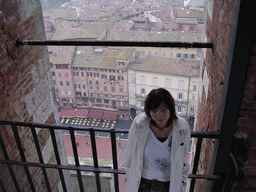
left=189, top=137, right=203, bottom=192
left=0, top=178, right=6, bottom=192
left=49, top=128, right=67, bottom=192
left=30, top=125, right=52, bottom=192
left=90, top=128, right=101, bottom=192
left=11, top=123, right=36, bottom=192
left=0, top=132, right=20, bottom=192
left=110, top=130, right=119, bottom=192
left=69, top=128, right=84, bottom=192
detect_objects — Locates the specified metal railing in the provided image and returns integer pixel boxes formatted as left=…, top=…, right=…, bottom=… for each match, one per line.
left=0, top=120, right=223, bottom=192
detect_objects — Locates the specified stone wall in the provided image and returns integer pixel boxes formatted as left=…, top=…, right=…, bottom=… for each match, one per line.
left=0, top=0, right=70, bottom=191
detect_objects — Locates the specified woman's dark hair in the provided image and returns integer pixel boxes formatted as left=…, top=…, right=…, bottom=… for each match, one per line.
left=144, top=88, right=177, bottom=123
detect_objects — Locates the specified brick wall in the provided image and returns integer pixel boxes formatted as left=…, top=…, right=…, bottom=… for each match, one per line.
left=235, top=37, right=256, bottom=191
left=192, top=0, right=256, bottom=191
left=192, top=0, right=235, bottom=191
left=0, top=0, right=69, bottom=191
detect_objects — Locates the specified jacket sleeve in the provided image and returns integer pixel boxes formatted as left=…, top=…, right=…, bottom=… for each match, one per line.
left=182, top=127, right=191, bottom=183
left=124, top=119, right=137, bottom=176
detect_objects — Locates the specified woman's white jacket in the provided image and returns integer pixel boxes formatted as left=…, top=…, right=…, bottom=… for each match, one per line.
left=124, top=113, right=191, bottom=192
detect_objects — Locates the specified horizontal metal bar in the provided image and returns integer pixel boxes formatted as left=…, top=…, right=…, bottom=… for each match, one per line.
left=0, top=159, right=223, bottom=180
left=0, top=121, right=219, bottom=138
left=16, top=40, right=213, bottom=49
left=189, top=174, right=224, bottom=180
left=0, top=159, right=124, bottom=174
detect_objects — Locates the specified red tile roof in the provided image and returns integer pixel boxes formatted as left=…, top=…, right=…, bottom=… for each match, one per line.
left=102, top=111, right=118, bottom=121
left=76, top=108, right=89, bottom=118
left=88, top=109, right=104, bottom=119
left=59, top=108, right=76, bottom=117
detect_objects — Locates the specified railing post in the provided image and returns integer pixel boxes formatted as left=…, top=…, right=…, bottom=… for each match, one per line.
left=90, top=128, right=101, bottom=192
left=11, top=123, right=36, bottom=192
left=0, top=132, right=20, bottom=192
left=49, top=128, right=68, bottom=192
left=30, top=125, right=52, bottom=192
left=111, top=129, right=119, bottom=192
left=189, top=137, right=203, bottom=192
left=69, top=128, right=84, bottom=192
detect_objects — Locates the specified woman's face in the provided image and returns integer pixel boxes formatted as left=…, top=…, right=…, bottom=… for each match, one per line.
left=150, top=102, right=171, bottom=128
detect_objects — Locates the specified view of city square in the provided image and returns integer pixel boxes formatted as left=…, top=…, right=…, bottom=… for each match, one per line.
left=42, top=0, right=205, bottom=191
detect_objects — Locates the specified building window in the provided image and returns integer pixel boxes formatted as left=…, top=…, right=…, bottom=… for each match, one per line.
left=102, top=74, right=107, bottom=78
left=89, top=80, right=92, bottom=84
left=96, top=81, right=99, bottom=84
left=130, top=76, right=136, bottom=83
left=155, top=51, right=158, bottom=56
left=190, top=54, right=196, bottom=59
left=61, top=90, right=65, bottom=95
left=118, top=76, right=124, bottom=80
left=83, top=92, right=87, bottom=96
left=190, top=107, right=195, bottom=114
left=60, top=81, right=63, bottom=86
left=177, top=106, right=183, bottom=113
left=140, top=101, right=144, bottom=108
left=130, top=86, right=135, bottom=92
left=68, top=91, right=71, bottom=95
left=73, top=71, right=79, bottom=76
left=141, top=50, right=145, bottom=55
left=192, top=94, right=196, bottom=100
left=118, top=61, right=125, bottom=66
left=179, top=82, right=184, bottom=90
left=183, top=54, right=189, bottom=59
left=140, top=88, right=146, bottom=95
left=81, top=72, right=84, bottom=76
left=162, top=52, right=166, bottom=56
left=87, top=72, right=92, bottom=77
left=153, top=77, right=158, bottom=86
left=52, top=72, right=55, bottom=76
left=112, top=87, right=115, bottom=92
left=120, top=88, right=123, bottom=92
left=110, top=75, right=115, bottom=81
left=166, top=80, right=171, bottom=88
left=170, top=52, right=173, bottom=57
left=82, top=84, right=86, bottom=89
left=104, top=86, right=107, bottom=91
left=56, top=64, right=62, bottom=69
left=148, top=51, right=151, bottom=55
left=118, top=70, right=123, bottom=73
left=176, top=53, right=182, bottom=58
left=140, top=76, right=146, bottom=85
left=66, top=81, right=70, bottom=86
left=75, top=84, right=81, bottom=89
left=63, top=64, right=68, bottom=69
left=193, top=84, right=197, bottom=91
left=178, top=93, right=183, bottom=100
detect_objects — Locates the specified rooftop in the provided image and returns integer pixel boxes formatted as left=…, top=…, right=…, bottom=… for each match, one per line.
left=129, top=55, right=200, bottom=76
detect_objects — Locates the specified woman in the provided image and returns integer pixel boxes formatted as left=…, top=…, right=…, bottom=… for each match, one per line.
left=124, top=88, right=191, bottom=192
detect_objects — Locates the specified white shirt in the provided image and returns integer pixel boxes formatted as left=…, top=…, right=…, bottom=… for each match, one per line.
left=142, top=129, right=172, bottom=182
